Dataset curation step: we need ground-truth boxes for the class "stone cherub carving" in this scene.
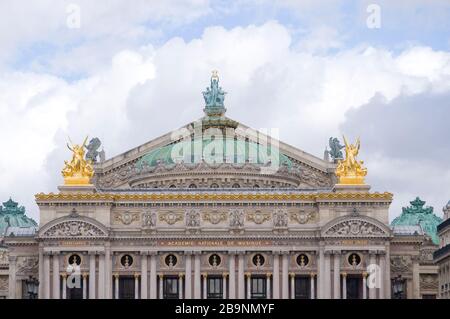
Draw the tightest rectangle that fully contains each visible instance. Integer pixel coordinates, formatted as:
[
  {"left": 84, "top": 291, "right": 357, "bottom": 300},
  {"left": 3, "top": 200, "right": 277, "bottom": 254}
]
[
  {"left": 62, "top": 136, "right": 94, "bottom": 185},
  {"left": 335, "top": 136, "right": 367, "bottom": 185},
  {"left": 229, "top": 209, "right": 244, "bottom": 227},
  {"left": 186, "top": 209, "right": 201, "bottom": 227},
  {"left": 143, "top": 211, "right": 157, "bottom": 227},
  {"left": 273, "top": 208, "right": 288, "bottom": 227}
]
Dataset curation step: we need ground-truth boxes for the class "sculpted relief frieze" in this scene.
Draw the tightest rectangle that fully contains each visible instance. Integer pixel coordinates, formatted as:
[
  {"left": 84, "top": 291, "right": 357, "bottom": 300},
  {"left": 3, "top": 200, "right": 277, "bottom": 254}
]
[
  {"left": 229, "top": 209, "right": 245, "bottom": 228},
  {"left": 142, "top": 211, "right": 157, "bottom": 227},
  {"left": 290, "top": 210, "right": 316, "bottom": 224},
  {"left": 0, "top": 250, "right": 8, "bottom": 264},
  {"left": 420, "top": 274, "right": 438, "bottom": 290},
  {"left": 390, "top": 256, "right": 412, "bottom": 273},
  {"left": 186, "top": 209, "right": 201, "bottom": 227},
  {"left": 273, "top": 209, "right": 288, "bottom": 228},
  {"left": 0, "top": 276, "right": 8, "bottom": 291},
  {"left": 324, "top": 219, "right": 386, "bottom": 237},
  {"left": 159, "top": 211, "right": 183, "bottom": 225},
  {"left": 114, "top": 211, "right": 140, "bottom": 225},
  {"left": 17, "top": 257, "right": 39, "bottom": 274},
  {"left": 247, "top": 211, "right": 271, "bottom": 224},
  {"left": 203, "top": 211, "right": 227, "bottom": 225},
  {"left": 42, "top": 220, "right": 107, "bottom": 238}
]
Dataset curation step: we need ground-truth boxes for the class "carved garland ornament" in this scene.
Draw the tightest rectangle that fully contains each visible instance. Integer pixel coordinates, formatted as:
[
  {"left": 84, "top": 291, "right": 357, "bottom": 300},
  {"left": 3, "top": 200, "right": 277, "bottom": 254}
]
[
  {"left": 247, "top": 211, "right": 271, "bottom": 224},
  {"left": 324, "top": 219, "right": 386, "bottom": 237},
  {"left": 290, "top": 211, "right": 316, "bottom": 224},
  {"left": 159, "top": 212, "right": 183, "bottom": 225},
  {"left": 114, "top": 212, "right": 140, "bottom": 225},
  {"left": 203, "top": 211, "right": 227, "bottom": 224},
  {"left": 42, "top": 220, "right": 107, "bottom": 238}
]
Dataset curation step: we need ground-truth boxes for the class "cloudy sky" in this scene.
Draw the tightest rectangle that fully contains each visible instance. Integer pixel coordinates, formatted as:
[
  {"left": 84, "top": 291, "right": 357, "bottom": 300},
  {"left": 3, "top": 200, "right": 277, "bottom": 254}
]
[{"left": 0, "top": 0, "right": 449, "bottom": 222}]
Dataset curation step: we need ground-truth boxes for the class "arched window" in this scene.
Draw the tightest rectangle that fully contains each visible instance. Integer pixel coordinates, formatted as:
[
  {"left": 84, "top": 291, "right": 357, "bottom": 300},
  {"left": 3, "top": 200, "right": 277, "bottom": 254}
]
[
  {"left": 210, "top": 183, "right": 219, "bottom": 188},
  {"left": 188, "top": 184, "right": 197, "bottom": 189},
  {"left": 232, "top": 183, "right": 240, "bottom": 188}
]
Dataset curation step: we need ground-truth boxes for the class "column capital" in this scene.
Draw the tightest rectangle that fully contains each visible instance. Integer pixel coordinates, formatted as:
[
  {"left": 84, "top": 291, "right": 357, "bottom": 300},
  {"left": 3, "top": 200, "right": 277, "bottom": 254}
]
[
  {"left": 271, "top": 250, "right": 281, "bottom": 255},
  {"left": 324, "top": 250, "right": 333, "bottom": 256},
  {"left": 140, "top": 251, "right": 149, "bottom": 256},
  {"left": 60, "top": 273, "right": 68, "bottom": 279},
  {"left": 148, "top": 251, "right": 158, "bottom": 256},
  {"left": 245, "top": 272, "right": 251, "bottom": 278},
  {"left": 309, "top": 272, "right": 316, "bottom": 278},
  {"left": 158, "top": 273, "right": 164, "bottom": 279},
  {"left": 362, "top": 272, "right": 368, "bottom": 278},
  {"left": 332, "top": 250, "right": 342, "bottom": 255},
  {"left": 178, "top": 272, "right": 184, "bottom": 278},
  {"left": 368, "top": 250, "right": 378, "bottom": 257},
  {"left": 134, "top": 272, "right": 140, "bottom": 278},
  {"left": 266, "top": 272, "right": 272, "bottom": 278},
  {"left": 113, "top": 272, "right": 120, "bottom": 278},
  {"left": 184, "top": 250, "right": 193, "bottom": 255},
  {"left": 88, "top": 251, "right": 97, "bottom": 256},
  {"left": 222, "top": 272, "right": 228, "bottom": 278},
  {"left": 289, "top": 272, "right": 296, "bottom": 278},
  {"left": 202, "top": 272, "right": 208, "bottom": 278},
  {"left": 227, "top": 250, "right": 238, "bottom": 255},
  {"left": 341, "top": 272, "right": 347, "bottom": 277},
  {"left": 82, "top": 272, "right": 89, "bottom": 279}
]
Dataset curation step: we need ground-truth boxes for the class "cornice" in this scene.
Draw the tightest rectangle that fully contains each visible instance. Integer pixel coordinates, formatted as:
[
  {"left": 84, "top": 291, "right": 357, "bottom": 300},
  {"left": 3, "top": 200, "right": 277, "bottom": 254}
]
[{"left": 35, "top": 191, "right": 393, "bottom": 203}]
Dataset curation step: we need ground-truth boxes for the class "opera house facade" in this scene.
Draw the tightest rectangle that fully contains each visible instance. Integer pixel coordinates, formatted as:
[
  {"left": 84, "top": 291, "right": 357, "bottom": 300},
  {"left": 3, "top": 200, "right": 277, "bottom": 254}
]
[{"left": 0, "top": 72, "right": 442, "bottom": 299}]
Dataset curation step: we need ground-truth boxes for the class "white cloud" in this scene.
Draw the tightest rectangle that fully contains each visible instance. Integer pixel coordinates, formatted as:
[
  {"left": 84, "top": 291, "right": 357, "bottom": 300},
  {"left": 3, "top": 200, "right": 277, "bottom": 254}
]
[{"left": 1, "top": 21, "right": 450, "bottom": 223}]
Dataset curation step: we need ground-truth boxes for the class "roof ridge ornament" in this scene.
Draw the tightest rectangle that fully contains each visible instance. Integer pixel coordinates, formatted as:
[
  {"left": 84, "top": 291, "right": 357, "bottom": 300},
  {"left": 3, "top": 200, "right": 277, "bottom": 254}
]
[{"left": 202, "top": 70, "right": 227, "bottom": 117}]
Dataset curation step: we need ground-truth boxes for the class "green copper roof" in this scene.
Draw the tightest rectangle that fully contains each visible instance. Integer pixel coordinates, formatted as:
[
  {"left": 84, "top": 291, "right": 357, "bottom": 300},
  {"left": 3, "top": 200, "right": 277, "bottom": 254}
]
[
  {"left": 136, "top": 137, "right": 292, "bottom": 170},
  {"left": 391, "top": 197, "right": 443, "bottom": 244},
  {"left": 0, "top": 198, "right": 38, "bottom": 235}
]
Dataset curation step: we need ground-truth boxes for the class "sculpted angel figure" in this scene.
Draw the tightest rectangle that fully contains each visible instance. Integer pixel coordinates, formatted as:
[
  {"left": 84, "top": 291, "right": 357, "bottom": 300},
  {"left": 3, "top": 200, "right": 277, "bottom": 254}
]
[
  {"left": 62, "top": 136, "right": 94, "bottom": 184},
  {"left": 335, "top": 136, "right": 367, "bottom": 184}
]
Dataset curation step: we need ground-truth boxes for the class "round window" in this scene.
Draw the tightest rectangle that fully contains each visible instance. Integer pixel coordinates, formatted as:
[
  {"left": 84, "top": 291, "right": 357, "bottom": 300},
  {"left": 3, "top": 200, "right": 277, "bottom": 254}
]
[
  {"left": 208, "top": 254, "right": 221, "bottom": 267},
  {"left": 68, "top": 254, "right": 81, "bottom": 266},
  {"left": 252, "top": 254, "right": 265, "bottom": 267},
  {"left": 348, "top": 253, "right": 361, "bottom": 266},
  {"left": 120, "top": 254, "right": 134, "bottom": 268},
  {"left": 165, "top": 254, "right": 178, "bottom": 267},
  {"left": 296, "top": 254, "right": 309, "bottom": 267}
]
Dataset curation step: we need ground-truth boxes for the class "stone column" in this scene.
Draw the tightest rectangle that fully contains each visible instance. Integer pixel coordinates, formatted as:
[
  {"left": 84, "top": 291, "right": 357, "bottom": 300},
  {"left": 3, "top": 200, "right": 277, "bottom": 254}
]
[
  {"left": 281, "top": 253, "right": 289, "bottom": 299},
  {"left": 333, "top": 251, "right": 341, "bottom": 299},
  {"left": 8, "top": 256, "right": 17, "bottom": 299},
  {"left": 223, "top": 273, "right": 228, "bottom": 299},
  {"left": 134, "top": 273, "right": 140, "bottom": 299},
  {"left": 369, "top": 253, "right": 377, "bottom": 299},
  {"left": 412, "top": 259, "right": 420, "bottom": 299},
  {"left": 98, "top": 252, "right": 105, "bottom": 299},
  {"left": 310, "top": 273, "right": 315, "bottom": 299},
  {"left": 185, "top": 252, "right": 192, "bottom": 299},
  {"left": 43, "top": 253, "right": 50, "bottom": 299},
  {"left": 89, "top": 252, "right": 96, "bottom": 299},
  {"left": 52, "top": 254, "right": 60, "bottom": 299},
  {"left": 105, "top": 247, "right": 112, "bottom": 299},
  {"left": 272, "top": 252, "right": 280, "bottom": 299},
  {"left": 179, "top": 273, "right": 184, "bottom": 299},
  {"left": 384, "top": 245, "right": 391, "bottom": 299},
  {"left": 238, "top": 253, "right": 245, "bottom": 299},
  {"left": 149, "top": 253, "right": 157, "bottom": 299},
  {"left": 114, "top": 273, "right": 119, "bottom": 299},
  {"left": 202, "top": 273, "right": 208, "bottom": 299},
  {"left": 61, "top": 274, "right": 67, "bottom": 299},
  {"left": 266, "top": 273, "right": 272, "bottom": 299},
  {"left": 194, "top": 253, "right": 201, "bottom": 299},
  {"left": 342, "top": 273, "right": 347, "bottom": 299},
  {"left": 158, "top": 273, "right": 164, "bottom": 299},
  {"left": 246, "top": 272, "right": 251, "bottom": 299},
  {"left": 362, "top": 272, "right": 367, "bottom": 299},
  {"left": 379, "top": 253, "right": 385, "bottom": 299},
  {"left": 324, "top": 251, "right": 331, "bottom": 299},
  {"left": 228, "top": 252, "right": 236, "bottom": 299},
  {"left": 38, "top": 248, "right": 44, "bottom": 299},
  {"left": 82, "top": 273, "right": 88, "bottom": 299},
  {"left": 140, "top": 252, "right": 148, "bottom": 299},
  {"left": 290, "top": 273, "right": 295, "bottom": 299},
  {"left": 318, "top": 246, "right": 324, "bottom": 299}
]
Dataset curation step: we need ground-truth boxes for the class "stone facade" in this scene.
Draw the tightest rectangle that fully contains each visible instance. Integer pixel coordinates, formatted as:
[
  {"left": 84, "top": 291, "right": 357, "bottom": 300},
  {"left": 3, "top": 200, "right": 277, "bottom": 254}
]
[{"left": 435, "top": 202, "right": 450, "bottom": 298}]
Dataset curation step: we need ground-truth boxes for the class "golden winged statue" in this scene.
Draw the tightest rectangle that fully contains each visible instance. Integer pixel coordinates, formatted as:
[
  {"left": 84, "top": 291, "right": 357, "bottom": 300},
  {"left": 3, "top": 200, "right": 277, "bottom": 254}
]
[
  {"left": 335, "top": 136, "right": 367, "bottom": 185},
  {"left": 62, "top": 136, "right": 94, "bottom": 185}
]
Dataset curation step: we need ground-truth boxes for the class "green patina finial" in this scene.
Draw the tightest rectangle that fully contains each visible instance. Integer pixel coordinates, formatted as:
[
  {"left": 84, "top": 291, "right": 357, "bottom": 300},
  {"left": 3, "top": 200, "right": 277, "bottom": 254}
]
[
  {"left": 392, "top": 196, "right": 443, "bottom": 244},
  {"left": 0, "top": 198, "right": 37, "bottom": 234}
]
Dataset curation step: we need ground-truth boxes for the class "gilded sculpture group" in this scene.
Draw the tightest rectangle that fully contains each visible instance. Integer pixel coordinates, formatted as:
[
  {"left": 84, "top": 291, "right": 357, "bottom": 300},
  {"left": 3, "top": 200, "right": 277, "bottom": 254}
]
[{"left": 61, "top": 135, "right": 368, "bottom": 186}]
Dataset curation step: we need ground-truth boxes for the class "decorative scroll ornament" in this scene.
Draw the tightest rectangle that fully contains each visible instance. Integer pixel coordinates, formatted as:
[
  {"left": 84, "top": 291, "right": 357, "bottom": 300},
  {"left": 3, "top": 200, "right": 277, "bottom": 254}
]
[
  {"left": 186, "top": 209, "right": 201, "bottom": 227},
  {"left": 203, "top": 211, "right": 227, "bottom": 225},
  {"left": 324, "top": 219, "right": 385, "bottom": 237},
  {"left": 247, "top": 211, "right": 271, "bottom": 224},
  {"left": 142, "top": 211, "right": 157, "bottom": 227},
  {"left": 159, "top": 212, "right": 183, "bottom": 225},
  {"left": 61, "top": 136, "right": 94, "bottom": 185},
  {"left": 43, "top": 220, "right": 106, "bottom": 238},
  {"left": 229, "top": 209, "right": 244, "bottom": 228},
  {"left": 290, "top": 211, "right": 316, "bottom": 224},
  {"left": 114, "top": 212, "right": 139, "bottom": 225},
  {"left": 335, "top": 136, "right": 367, "bottom": 185},
  {"left": 273, "top": 208, "right": 288, "bottom": 227}
]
